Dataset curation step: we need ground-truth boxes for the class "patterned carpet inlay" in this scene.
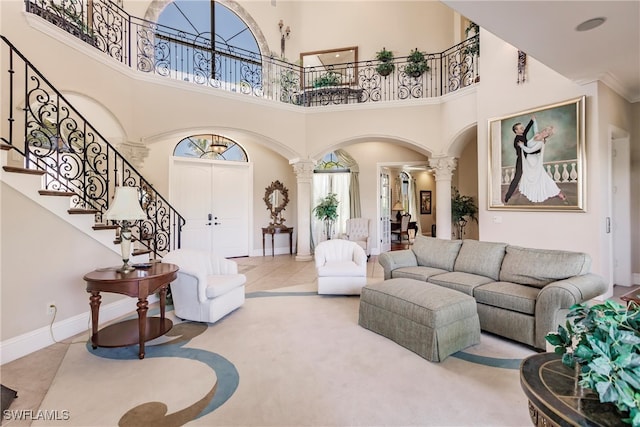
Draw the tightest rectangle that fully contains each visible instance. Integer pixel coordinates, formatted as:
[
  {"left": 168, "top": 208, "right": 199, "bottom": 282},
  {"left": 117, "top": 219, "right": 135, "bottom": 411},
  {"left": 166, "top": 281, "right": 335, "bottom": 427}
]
[
  {"left": 45, "top": 290, "right": 533, "bottom": 426},
  {"left": 87, "top": 322, "right": 238, "bottom": 426}
]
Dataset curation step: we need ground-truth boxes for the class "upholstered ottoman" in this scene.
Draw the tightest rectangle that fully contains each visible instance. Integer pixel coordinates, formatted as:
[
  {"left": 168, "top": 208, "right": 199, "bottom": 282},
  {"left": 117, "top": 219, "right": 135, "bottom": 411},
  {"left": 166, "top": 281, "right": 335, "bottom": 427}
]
[{"left": 358, "top": 278, "right": 480, "bottom": 362}]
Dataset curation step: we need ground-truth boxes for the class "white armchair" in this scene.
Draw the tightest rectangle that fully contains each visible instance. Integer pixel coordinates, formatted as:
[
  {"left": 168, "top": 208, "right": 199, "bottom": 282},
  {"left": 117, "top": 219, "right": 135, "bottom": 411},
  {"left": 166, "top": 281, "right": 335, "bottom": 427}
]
[
  {"left": 345, "top": 218, "right": 371, "bottom": 256},
  {"left": 315, "top": 239, "right": 367, "bottom": 295},
  {"left": 162, "top": 249, "right": 246, "bottom": 323}
]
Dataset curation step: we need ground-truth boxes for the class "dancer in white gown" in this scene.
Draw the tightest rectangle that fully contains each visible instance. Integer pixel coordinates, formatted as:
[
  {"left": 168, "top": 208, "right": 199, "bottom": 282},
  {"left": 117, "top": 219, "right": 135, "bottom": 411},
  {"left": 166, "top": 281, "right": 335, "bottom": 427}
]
[{"left": 518, "top": 118, "right": 567, "bottom": 203}]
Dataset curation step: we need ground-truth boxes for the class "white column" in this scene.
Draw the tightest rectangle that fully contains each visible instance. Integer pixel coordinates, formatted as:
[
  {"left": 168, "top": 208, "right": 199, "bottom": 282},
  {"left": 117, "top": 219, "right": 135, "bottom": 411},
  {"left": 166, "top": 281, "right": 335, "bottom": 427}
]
[
  {"left": 429, "top": 156, "right": 457, "bottom": 240},
  {"left": 291, "top": 159, "right": 315, "bottom": 261}
]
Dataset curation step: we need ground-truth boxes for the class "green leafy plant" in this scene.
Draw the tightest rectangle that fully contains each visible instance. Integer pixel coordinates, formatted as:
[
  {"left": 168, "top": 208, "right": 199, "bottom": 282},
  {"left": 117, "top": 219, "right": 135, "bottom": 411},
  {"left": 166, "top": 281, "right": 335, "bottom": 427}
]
[
  {"left": 463, "top": 21, "right": 480, "bottom": 57},
  {"left": 375, "top": 48, "right": 395, "bottom": 77},
  {"left": 313, "top": 193, "right": 339, "bottom": 239},
  {"left": 313, "top": 72, "right": 341, "bottom": 88},
  {"left": 405, "top": 48, "right": 429, "bottom": 78},
  {"left": 451, "top": 187, "right": 477, "bottom": 239},
  {"left": 313, "top": 193, "right": 339, "bottom": 222},
  {"left": 546, "top": 301, "right": 640, "bottom": 425}
]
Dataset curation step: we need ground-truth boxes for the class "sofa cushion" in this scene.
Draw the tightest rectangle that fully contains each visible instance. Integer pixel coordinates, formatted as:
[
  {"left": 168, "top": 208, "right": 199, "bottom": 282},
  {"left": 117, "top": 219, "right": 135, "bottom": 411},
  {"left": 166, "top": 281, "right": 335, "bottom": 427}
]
[
  {"left": 427, "top": 271, "right": 493, "bottom": 296},
  {"left": 453, "top": 240, "right": 507, "bottom": 281},
  {"left": 412, "top": 236, "right": 462, "bottom": 271},
  {"left": 474, "top": 281, "right": 539, "bottom": 315},
  {"left": 500, "top": 246, "right": 592, "bottom": 288},
  {"left": 392, "top": 266, "right": 448, "bottom": 282}
]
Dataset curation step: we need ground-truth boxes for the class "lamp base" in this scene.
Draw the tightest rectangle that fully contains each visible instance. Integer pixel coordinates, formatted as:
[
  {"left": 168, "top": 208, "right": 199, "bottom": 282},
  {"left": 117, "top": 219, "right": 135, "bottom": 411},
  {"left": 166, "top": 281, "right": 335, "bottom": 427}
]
[{"left": 115, "top": 261, "right": 135, "bottom": 273}]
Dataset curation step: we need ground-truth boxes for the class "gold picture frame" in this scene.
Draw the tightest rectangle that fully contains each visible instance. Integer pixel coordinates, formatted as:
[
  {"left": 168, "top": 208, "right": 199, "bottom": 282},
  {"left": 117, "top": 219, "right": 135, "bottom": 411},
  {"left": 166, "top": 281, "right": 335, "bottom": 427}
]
[{"left": 488, "top": 96, "right": 586, "bottom": 211}]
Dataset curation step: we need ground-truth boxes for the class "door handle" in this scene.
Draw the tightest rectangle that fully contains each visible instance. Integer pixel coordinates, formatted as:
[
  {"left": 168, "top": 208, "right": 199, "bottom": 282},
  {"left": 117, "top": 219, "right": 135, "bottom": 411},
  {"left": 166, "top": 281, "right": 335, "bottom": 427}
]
[{"left": 214, "top": 221, "right": 221, "bottom": 225}]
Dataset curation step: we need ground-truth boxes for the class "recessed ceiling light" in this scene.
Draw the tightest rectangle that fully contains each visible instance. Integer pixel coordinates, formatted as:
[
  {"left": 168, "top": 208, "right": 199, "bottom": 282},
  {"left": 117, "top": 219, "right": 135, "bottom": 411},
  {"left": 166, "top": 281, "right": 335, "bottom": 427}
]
[{"left": 576, "top": 17, "right": 606, "bottom": 32}]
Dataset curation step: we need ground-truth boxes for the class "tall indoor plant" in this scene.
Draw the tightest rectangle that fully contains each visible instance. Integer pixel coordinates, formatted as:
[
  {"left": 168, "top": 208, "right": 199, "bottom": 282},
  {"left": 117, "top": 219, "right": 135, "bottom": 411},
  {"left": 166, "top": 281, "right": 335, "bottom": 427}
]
[
  {"left": 451, "top": 187, "right": 477, "bottom": 239},
  {"left": 546, "top": 300, "right": 640, "bottom": 426},
  {"left": 313, "top": 193, "right": 339, "bottom": 239}
]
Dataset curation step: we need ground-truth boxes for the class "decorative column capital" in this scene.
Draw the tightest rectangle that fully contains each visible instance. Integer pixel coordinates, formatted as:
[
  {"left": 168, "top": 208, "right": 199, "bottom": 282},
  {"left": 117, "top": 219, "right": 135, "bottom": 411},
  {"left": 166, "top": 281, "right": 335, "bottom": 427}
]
[
  {"left": 290, "top": 158, "right": 315, "bottom": 182},
  {"left": 429, "top": 156, "right": 457, "bottom": 181},
  {"left": 117, "top": 141, "right": 149, "bottom": 169}
]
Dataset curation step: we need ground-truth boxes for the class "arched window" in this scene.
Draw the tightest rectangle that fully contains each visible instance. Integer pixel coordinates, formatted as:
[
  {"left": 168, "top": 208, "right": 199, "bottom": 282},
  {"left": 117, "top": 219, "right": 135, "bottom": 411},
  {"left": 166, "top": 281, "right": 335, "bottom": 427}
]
[
  {"left": 156, "top": 1, "right": 261, "bottom": 90},
  {"left": 173, "top": 134, "right": 248, "bottom": 161}
]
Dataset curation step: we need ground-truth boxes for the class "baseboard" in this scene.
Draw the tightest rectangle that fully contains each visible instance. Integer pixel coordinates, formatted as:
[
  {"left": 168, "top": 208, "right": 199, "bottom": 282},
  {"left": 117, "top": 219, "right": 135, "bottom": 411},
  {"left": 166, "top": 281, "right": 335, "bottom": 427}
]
[
  {"left": 634, "top": 273, "right": 640, "bottom": 285},
  {"left": 0, "top": 295, "right": 158, "bottom": 365}
]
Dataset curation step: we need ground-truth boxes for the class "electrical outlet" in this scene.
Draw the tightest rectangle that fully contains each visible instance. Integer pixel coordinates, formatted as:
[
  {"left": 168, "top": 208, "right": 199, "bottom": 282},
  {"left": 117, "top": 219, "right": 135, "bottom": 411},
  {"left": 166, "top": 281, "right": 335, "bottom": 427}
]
[{"left": 46, "top": 302, "right": 56, "bottom": 316}]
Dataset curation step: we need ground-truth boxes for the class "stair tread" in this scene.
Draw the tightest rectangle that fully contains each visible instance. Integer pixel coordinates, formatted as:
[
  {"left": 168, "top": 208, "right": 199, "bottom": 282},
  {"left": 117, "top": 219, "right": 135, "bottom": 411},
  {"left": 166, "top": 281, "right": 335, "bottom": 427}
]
[
  {"left": 93, "top": 224, "right": 118, "bottom": 230},
  {"left": 38, "top": 190, "right": 76, "bottom": 197},
  {"left": 68, "top": 208, "right": 99, "bottom": 214},
  {"left": 1, "top": 144, "right": 13, "bottom": 151},
  {"left": 3, "top": 166, "right": 45, "bottom": 175},
  {"left": 132, "top": 249, "right": 152, "bottom": 256}
]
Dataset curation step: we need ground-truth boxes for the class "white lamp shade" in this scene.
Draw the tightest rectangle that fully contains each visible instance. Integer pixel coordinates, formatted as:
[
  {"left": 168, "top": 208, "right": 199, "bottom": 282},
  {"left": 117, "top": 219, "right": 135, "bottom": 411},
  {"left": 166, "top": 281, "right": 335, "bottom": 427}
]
[
  {"left": 105, "top": 186, "right": 146, "bottom": 221},
  {"left": 392, "top": 201, "right": 403, "bottom": 211}
]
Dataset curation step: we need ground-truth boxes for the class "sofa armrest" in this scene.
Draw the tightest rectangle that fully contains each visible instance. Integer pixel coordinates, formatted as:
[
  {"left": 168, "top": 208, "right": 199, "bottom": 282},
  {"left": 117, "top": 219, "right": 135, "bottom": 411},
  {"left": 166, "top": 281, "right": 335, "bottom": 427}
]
[
  {"left": 378, "top": 250, "right": 417, "bottom": 280},
  {"left": 534, "top": 273, "right": 607, "bottom": 349}
]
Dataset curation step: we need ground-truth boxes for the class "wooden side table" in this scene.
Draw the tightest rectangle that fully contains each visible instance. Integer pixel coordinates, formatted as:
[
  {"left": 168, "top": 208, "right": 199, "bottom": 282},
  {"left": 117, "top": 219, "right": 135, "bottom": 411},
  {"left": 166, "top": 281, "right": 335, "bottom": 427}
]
[
  {"left": 262, "top": 226, "right": 294, "bottom": 257},
  {"left": 84, "top": 262, "right": 178, "bottom": 359},
  {"left": 520, "top": 352, "right": 625, "bottom": 426}
]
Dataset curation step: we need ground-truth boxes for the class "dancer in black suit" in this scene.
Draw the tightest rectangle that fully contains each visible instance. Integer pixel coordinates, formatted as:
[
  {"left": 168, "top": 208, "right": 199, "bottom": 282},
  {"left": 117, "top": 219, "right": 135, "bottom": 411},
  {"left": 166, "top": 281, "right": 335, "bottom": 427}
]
[{"left": 504, "top": 117, "right": 534, "bottom": 203}]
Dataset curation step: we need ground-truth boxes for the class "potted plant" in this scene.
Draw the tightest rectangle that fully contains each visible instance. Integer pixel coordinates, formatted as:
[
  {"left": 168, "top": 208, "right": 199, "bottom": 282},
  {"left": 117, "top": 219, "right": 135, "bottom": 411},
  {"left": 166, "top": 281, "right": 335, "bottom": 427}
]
[
  {"left": 313, "top": 192, "right": 339, "bottom": 239},
  {"left": 546, "top": 300, "right": 640, "bottom": 425},
  {"left": 463, "top": 21, "right": 480, "bottom": 57},
  {"left": 313, "top": 72, "right": 341, "bottom": 88},
  {"left": 375, "top": 47, "right": 395, "bottom": 77},
  {"left": 451, "top": 187, "right": 477, "bottom": 239},
  {"left": 405, "top": 48, "right": 429, "bottom": 78}
]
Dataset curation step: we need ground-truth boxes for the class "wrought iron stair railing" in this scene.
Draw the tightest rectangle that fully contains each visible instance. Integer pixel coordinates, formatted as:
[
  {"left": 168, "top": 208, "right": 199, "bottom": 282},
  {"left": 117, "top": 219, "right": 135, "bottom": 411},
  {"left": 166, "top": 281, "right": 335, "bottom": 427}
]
[
  {"left": 24, "top": 0, "right": 479, "bottom": 106},
  {"left": 0, "top": 35, "right": 184, "bottom": 259}
]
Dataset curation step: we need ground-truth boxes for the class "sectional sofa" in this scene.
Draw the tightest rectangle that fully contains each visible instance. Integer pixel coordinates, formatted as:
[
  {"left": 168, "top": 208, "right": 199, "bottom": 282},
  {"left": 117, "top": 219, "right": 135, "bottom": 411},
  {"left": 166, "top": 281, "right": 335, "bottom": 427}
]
[{"left": 378, "top": 236, "right": 607, "bottom": 350}]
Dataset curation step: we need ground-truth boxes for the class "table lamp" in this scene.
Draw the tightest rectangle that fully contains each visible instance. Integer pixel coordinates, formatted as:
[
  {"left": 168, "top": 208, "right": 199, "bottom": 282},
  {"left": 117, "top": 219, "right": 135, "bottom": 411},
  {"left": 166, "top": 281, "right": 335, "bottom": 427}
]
[
  {"left": 105, "top": 186, "right": 146, "bottom": 272},
  {"left": 392, "top": 201, "right": 404, "bottom": 221}
]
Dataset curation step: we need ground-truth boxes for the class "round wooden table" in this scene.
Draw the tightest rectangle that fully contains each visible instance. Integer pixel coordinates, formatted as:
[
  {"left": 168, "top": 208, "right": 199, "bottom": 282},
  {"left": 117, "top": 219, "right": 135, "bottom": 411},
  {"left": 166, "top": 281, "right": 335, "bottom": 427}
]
[
  {"left": 84, "top": 262, "right": 178, "bottom": 359},
  {"left": 520, "top": 352, "right": 625, "bottom": 426}
]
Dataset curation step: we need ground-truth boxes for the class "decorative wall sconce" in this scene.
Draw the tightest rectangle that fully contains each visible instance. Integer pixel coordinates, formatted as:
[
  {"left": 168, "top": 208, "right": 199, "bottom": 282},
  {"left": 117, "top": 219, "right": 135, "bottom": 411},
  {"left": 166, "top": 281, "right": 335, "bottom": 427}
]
[
  {"left": 278, "top": 19, "right": 290, "bottom": 58},
  {"left": 517, "top": 50, "right": 527, "bottom": 84}
]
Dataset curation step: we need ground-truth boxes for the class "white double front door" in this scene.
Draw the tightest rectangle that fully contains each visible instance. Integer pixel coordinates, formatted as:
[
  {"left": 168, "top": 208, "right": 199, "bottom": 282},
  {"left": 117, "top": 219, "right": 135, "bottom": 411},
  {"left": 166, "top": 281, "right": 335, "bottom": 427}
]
[{"left": 170, "top": 158, "right": 251, "bottom": 257}]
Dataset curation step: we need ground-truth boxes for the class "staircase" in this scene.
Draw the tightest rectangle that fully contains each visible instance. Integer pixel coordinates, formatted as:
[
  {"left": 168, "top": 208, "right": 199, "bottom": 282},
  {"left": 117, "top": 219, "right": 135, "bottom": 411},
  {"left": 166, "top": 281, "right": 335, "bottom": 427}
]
[
  {"left": 1, "top": 144, "right": 151, "bottom": 263},
  {"left": 0, "top": 36, "right": 184, "bottom": 261}
]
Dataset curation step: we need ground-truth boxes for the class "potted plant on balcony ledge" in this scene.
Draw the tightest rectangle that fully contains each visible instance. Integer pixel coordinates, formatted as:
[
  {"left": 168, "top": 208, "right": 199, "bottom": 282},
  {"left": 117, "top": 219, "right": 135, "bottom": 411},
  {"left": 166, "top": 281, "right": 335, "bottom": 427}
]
[
  {"left": 313, "top": 72, "right": 341, "bottom": 88},
  {"left": 375, "top": 47, "right": 395, "bottom": 77},
  {"left": 405, "top": 48, "right": 429, "bottom": 78}
]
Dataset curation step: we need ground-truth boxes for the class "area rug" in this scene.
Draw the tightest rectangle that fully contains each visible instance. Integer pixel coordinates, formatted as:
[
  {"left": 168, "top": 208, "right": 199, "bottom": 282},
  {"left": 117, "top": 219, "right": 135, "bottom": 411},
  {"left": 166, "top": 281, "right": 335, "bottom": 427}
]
[{"left": 34, "top": 286, "right": 536, "bottom": 426}]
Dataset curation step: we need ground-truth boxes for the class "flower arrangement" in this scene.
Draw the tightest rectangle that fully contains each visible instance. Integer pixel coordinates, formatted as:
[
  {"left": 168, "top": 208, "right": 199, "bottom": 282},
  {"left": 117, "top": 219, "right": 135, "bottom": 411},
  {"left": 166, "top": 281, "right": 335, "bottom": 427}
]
[{"left": 546, "top": 300, "right": 640, "bottom": 425}]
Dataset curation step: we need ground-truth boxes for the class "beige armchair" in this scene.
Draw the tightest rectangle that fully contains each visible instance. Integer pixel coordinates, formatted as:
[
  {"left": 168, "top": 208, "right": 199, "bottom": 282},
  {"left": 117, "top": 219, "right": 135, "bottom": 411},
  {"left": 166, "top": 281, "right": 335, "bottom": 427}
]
[
  {"left": 344, "top": 218, "right": 371, "bottom": 256},
  {"left": 162, "top": 249, "right": 246, "bottom": 323}
]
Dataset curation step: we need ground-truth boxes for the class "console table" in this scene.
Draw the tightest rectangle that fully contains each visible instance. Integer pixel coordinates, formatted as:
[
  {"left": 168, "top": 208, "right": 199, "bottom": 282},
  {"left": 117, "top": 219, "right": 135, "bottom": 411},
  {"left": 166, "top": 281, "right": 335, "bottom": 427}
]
[
  {"left": 262, "top": 226, "right": 294, "bottom": 256},
  {"left": 84, "top": 262, "right": 178, "bottom": 359},
  {"left": 520, "top": 352, "right": 625, "bottom": 426}
]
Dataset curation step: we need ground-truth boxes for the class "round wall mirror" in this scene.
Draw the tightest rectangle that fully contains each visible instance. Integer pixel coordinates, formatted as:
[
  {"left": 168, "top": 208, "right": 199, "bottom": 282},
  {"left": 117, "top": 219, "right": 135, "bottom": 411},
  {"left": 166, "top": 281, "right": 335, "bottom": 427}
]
[{"left": 264, "top": 181, "right": 289, "bottom": 227}]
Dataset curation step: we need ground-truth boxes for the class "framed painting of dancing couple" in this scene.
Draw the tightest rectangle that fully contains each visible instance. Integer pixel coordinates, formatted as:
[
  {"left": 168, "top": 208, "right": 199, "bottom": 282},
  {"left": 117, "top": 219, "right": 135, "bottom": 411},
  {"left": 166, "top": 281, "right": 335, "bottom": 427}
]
[{"left": 488, "top": 96, "right": 586, "bottom": 211}]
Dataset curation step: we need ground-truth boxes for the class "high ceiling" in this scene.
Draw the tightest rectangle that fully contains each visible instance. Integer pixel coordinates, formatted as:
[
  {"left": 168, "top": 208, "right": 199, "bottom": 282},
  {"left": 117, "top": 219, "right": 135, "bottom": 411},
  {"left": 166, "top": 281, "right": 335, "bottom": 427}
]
[{"left": 442, "top": 1, "right": 640, "bottom": 103}]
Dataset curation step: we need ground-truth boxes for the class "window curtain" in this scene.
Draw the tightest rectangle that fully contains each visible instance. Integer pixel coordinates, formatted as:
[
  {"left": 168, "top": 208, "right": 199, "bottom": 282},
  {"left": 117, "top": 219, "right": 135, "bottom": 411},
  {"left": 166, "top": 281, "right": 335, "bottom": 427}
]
[
  {"left": 334, "top": 149, "right": 361, "bottom": 218},
  {"left": 311, "top": 173, "right": 351, "bottom": 249}
]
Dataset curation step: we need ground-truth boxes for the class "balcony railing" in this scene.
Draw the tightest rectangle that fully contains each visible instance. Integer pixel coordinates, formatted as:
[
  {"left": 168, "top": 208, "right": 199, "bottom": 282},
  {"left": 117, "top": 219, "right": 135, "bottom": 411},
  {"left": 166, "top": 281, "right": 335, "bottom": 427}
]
[
  {"left": 25, "top": 0, "right": 479, "bottom": 107},
  {"left": 1, "top": 35, "right": 185, "bottom": 259}
]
